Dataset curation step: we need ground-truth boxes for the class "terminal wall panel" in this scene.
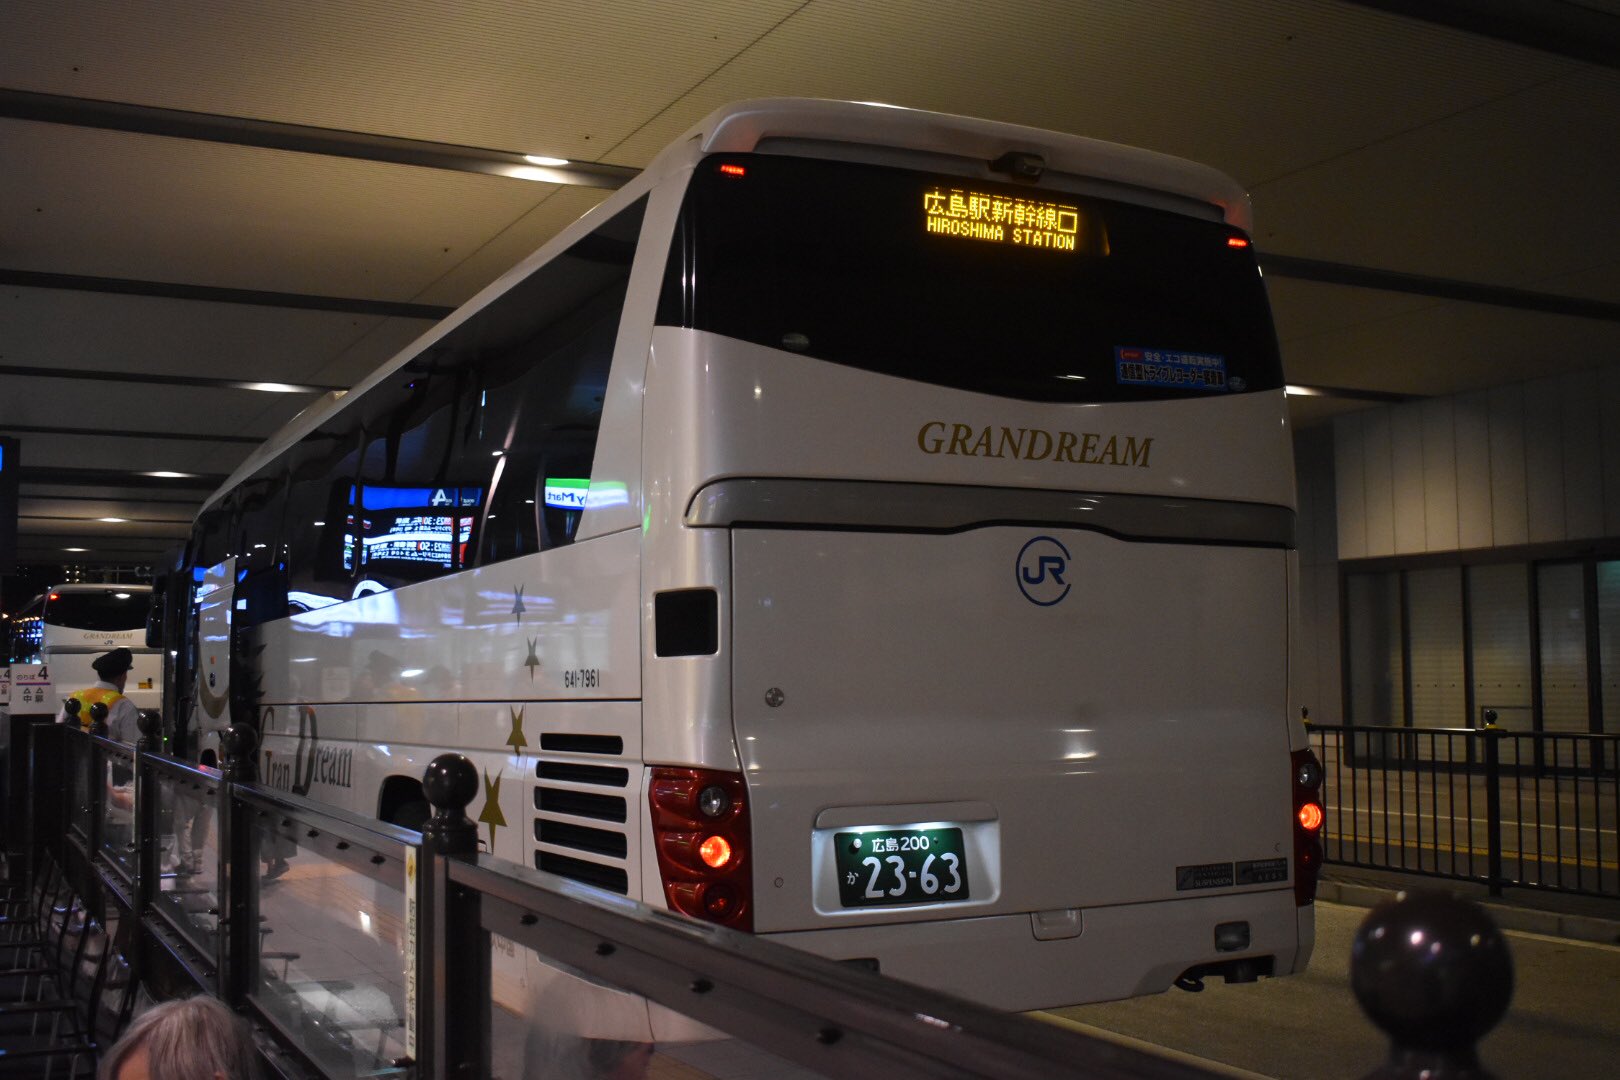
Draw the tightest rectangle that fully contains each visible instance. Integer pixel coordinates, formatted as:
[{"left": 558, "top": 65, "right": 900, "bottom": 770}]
[
  {"left": 1391, "top": 402, "right": 1426, "bottom": 555},
  {"left": 1334, "top": 414, "right": 1367, "bottom": 560},
  {"left": 1604, "top": 365, "right": 1620, "bottom": 538},
  {"left": 1560, "top": 369, "right": 1603, "bottom": 542},
  {"left": 1523, "top": 376, "right": 1566, "bottom": 544},
  {"left": 1361, "top": 409, "right": 1396, "bottom": 558},
  {"left": 1487, "top": 384, "right": 1530, "bottom": 548},
  {"left": 1454, "top": 389, "right": 1494, "bottom": 550},
  {"left": 1420, "top": 397, "right": 1459, "bottom": 553}
]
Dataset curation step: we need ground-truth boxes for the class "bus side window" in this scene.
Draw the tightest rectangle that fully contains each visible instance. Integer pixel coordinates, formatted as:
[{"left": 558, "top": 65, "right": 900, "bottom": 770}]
[
  {"left": 470, "top": 196, "right": 647, "bottom": 566},
  {"left": 283, "top": 426, "right": 362, "bottom": 610}
]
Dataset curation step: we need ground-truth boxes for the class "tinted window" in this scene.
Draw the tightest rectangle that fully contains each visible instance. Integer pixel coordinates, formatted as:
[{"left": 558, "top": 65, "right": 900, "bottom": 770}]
[
  {"left": 659, "top": 155, "right": 1282, "bottom": 403},
  {"left": 44, "top": 590, "right": 152, "bottom": 632},
  {"left": 217, "top": 194, "right": 647, "bottom": 607}
]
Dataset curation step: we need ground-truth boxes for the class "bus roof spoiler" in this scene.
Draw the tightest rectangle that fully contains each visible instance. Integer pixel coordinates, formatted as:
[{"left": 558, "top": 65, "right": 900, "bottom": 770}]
[{"left": 673, "top": 98, "right": 1253, "bottom": 232}]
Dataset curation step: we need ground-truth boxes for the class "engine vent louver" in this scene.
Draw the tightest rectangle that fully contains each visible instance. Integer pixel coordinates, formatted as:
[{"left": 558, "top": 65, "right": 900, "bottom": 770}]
[{"left": 534, "top": 732, "right": 633, "bottom": 896}]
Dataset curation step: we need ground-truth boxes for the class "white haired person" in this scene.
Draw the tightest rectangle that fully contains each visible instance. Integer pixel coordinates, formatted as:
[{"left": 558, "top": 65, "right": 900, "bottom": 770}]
[{"left": 99, "top": 995, "right": 262, "bottom": 1080}]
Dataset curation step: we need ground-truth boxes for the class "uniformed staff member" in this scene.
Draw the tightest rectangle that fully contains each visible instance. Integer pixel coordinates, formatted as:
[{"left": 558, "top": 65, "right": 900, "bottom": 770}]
[{"left": 58, "top": 646, "right": 141, "bottom": 745}]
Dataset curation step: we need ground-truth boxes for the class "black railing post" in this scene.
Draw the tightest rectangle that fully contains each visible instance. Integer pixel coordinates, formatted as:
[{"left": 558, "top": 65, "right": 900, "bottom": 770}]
[
  {"left": 418, "top": 753, "right": 484, "bottom": 1079},
  {"left": 134, "top": 710, "right": 162, "bottom": 918},
  {"left": 1480, "top": 717, "right": 1505, "bottom": 897},
  {"left": 1351, "top": 891, "right": 1513, "bottom": 1079},
  {"left": 218, "top": 723, "right": 258, "bottom": 1005}
]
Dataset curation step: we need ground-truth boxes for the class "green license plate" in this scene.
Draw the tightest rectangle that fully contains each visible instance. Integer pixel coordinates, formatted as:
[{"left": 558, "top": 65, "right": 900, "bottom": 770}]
[{"left": 834, "top": 827, "right": 970, "bottom": 908}]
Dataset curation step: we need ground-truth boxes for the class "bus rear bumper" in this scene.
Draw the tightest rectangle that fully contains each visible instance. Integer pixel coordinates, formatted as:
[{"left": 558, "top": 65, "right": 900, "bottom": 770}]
[{"left": 765, "top": 888, "right": 1311, "bottom": 1011}]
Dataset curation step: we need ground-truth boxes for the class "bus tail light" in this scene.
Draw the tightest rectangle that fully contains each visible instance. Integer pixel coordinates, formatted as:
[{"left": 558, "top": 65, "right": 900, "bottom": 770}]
[
  {"left": 1292, "top": 749, "right": 1324, "bottom": 905},
  {"left": 649, "top": 767, "right": 752, "bottom": 931}
]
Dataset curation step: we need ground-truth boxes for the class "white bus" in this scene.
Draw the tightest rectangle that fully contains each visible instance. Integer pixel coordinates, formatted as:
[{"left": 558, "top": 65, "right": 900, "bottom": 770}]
[
  {"left": 173, "top": 99, "right": 1322, "bottom": 1010},
  {"left": 2, "top": 584, "right": 161, "bottom": 719}
]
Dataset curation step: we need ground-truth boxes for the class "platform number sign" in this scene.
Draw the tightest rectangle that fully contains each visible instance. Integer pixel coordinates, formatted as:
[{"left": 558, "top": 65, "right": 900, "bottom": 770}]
[{"left": 0, "top": 436, "right": 17, "bottom": 572}]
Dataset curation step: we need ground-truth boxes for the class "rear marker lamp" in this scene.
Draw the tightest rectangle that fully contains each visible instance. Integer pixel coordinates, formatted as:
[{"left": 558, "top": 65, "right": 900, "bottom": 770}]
[
  {"left": 1291, "top": 748, "right": 1325, "bottom": 906},
  {"left": 650, "top": 767, "right": 752, "bottom": 930},
  {"left": 718, "top": 163, "right": 747, "bottom": 178},
  {"left": 699, "top": 835, "right": 732, "bottom": 869}
]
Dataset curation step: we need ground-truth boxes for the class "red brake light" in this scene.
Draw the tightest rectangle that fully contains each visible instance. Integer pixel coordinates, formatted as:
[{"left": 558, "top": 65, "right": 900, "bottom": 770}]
[
  {"left": 48, "top": 593, "right": 60, "bottom": 601},
  {"left": 1291, "top": 748, "right": 1325, "bottom": 905},
  {"left": 650, "top": 768, "right": 752, "bottom": 930},
  {"left": 718, "top": 163, "right": 747, "bottom": 178},
  {"left": 1227, "top": 236, "right": 1251, "bottom": 248}
]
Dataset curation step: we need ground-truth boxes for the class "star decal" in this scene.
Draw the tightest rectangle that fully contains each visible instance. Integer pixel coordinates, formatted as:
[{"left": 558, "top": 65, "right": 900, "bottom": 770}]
[
  {"left": 505, "top": 706, "right": 528, "bottom": 753},
  {"left": 524, "top": 637, "right": 541, "bottom": 681},
  {"left": 512, "top": 584, "right": 526, "bottom": 623},
  {"left": 477, "top": 768, "right": 507, "bottom": 850}
]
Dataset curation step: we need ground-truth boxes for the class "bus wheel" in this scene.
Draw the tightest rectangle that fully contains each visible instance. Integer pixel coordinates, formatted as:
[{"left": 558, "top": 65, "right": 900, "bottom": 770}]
[{"left": 390, "top": 799, "right": 431, "bottom": 833}]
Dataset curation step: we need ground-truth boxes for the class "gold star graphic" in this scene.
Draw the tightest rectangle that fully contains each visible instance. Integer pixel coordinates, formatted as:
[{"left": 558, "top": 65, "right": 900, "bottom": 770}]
[
  {"left": 505, "top": 706, "right": 528, "bottom": 753},
  {"left": 477, "top": 769, "right": 507, "bottom": 850}
]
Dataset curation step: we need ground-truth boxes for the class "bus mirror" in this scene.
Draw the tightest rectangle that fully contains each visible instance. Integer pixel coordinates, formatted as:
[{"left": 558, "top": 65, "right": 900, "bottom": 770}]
[{"left": 145, "top": 604, "right": 165, "bottom": 649}]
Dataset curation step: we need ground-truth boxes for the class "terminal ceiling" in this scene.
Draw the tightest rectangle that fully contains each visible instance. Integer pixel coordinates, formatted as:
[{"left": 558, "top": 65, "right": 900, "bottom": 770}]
[{"left": 2, "top": 0, "right": 1619, "bottom": 571}]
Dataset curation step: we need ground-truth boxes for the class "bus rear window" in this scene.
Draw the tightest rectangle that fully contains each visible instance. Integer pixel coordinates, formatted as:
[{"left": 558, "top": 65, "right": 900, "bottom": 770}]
[
  {"left": 658, "top": 154, "right": 1283, "bottom": 403},
  {"left": 44, "top": 590, "right": 151, "bottom": 632}
]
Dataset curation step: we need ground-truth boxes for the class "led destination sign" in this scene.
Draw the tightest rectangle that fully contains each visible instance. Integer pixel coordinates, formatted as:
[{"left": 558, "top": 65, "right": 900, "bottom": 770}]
[{"left": 923, "top": 187, "right": 1094, "bottom": 252}]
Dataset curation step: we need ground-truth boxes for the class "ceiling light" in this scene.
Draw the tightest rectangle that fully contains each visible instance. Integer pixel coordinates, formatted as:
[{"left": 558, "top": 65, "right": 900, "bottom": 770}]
[
  {"left": 98, "top": 516, "right": 128, "bottom": 523},
  {"left": 143, "top": 470, "right": 196, "bottom": 478},
  {"left": 64, "top": 547, "right": 88, "bottom": 552},
  {"left": 237, "top": 381, "right": 312, "bottom": 393},
  {"left": 1285, "top": 385, "right": 1324, "bottom": 397},
  {"left": 523, "top": 155, "right": 569, "bottom": 167}
]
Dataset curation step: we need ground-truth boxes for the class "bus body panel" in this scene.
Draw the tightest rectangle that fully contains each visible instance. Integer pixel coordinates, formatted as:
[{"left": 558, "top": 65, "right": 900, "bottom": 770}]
[
  {"left": 258, "top": 530, "right": 642, "bottom": 712},
  {"left": 641, "top": 330, "right": 1296, "bottom": 514},
  {"left": 251, "top": 535, "right": 645, "bottom": 890},
  {"left": 730, "top": 527, "right": 1293, "bottom": 929},
  {"left": 771, "top": 888, "right": 1304, "bottom": 1011}
]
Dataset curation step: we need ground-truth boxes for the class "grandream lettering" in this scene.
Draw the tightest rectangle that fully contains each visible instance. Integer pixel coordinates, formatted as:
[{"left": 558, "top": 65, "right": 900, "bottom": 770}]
[{"left": 917, "top": 421, "right": 1152, "bottom": 469}]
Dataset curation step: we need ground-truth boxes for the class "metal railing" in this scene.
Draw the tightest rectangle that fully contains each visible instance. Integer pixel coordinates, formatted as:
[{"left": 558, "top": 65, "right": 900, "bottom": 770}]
[
  {"left": 1308, "top": 720, "right": 1620, "bottom": 898},
  {"left": 10, "top": 711, "right": 1522, "bottom": 1079}
]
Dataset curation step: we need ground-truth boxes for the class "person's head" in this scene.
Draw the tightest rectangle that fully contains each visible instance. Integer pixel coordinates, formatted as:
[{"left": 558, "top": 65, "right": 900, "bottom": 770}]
[
  {"left": 99, "top": 995, "right": 261, "bottom": 1080},
  {"left": 93, "top": 647, "right": 134, "bottom": 689}
]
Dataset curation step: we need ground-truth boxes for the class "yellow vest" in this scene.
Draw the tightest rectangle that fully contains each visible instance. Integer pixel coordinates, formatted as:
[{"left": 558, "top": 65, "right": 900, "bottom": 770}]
[{"left": 70, "top": 686, "right": 124, "bottom": 731}]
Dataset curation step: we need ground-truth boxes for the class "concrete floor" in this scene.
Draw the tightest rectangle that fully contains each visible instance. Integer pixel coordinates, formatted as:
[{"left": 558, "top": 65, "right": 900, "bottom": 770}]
[{"left": 1045, "top": 901, "right": 1620, "bottom": 1079}]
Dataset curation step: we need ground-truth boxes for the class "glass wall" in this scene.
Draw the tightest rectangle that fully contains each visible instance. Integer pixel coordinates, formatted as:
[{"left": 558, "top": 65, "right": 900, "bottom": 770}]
[{"left": 1344, "top": 555, "right": 1617, "bottom": 733}]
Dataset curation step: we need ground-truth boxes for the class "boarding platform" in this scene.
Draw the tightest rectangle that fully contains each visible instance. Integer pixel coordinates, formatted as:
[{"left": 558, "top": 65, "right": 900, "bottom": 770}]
[{"left": 2, "top": 713, "right": 1517, "bottom": 1079}]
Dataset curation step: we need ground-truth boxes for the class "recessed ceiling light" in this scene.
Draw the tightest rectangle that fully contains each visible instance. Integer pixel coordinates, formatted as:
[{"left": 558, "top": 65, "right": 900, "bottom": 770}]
[
  {"left": 237, "top": 381, "right": 310, "bottom": 393},
  {"left": 98, "top": 517, "right": 128, "bottom": 523},
  {"left": 523, "top": 155, "right": 569, "bottom": 167},
  {"left": 64, "top": 547, "right": 88, "bottom": 552},
  {"left": 143, "top": 471, "right": 195, "bottom": 478}
]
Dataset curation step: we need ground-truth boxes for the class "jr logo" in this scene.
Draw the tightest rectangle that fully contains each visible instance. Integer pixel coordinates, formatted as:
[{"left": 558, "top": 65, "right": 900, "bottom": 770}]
[{"left": 1016, "top": 536, "right": 1072, "bottom": 607}]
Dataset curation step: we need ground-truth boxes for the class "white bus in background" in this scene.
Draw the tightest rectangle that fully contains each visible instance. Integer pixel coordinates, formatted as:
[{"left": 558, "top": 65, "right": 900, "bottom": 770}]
[
  {"left": 3, "top": 584, "right": 160, "bottom": 719},
  {"left": 173, "top": 98, "right": 1322, "bottom": 1013}
]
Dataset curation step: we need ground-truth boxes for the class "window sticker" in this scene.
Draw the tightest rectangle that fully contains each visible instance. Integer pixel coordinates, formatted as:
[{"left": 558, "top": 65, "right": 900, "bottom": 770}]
[{"left": 1115, "top": 347, "right": 1230, "bottom": 391}]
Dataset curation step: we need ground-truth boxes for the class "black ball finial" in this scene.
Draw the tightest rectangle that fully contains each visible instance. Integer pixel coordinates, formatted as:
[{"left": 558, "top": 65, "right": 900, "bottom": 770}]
[
  {"left": 1352, "top": 891, "right": 1513, "bottom": 1078},
  {"left": 219, "top": 723, "right": 259, "bottom": 781},
  {"left": 420, "top": 754, "right": 480, "bottom": 857},
  {"left": 64, "top": 698, "right": 82, "bottom": 718},
  {"left": 89, "top": 701, "right": 109, "bottom": 723},
  {"left": 137, "top": 709, "right": 161, "bottom": 738},
  {"left": 422, "top": 753, "right": 478, "bottom": 812}
]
